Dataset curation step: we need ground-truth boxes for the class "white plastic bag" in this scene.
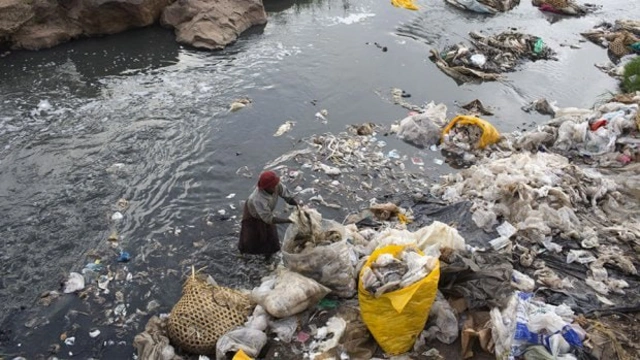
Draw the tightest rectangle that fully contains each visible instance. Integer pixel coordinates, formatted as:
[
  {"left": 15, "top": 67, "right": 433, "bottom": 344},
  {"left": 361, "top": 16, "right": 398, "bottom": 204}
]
[
  {"left": 423, "top": 292, "right": 459, "bottom": 344},
  {"left": 268, "top": 316, "right": 298, "bottom": 343},
  {"left": 282, "top": 220, "right": 357, "bottom": 298},
  {"left": 251, "top": 269, "right": 331, "bottom": 318},
  {"left": 396, "top": 102, "right": 448, "bottom": 148},
  {"left": 215, "top": 328, "right": 267, "bottom": 360},
  {"left": 371, "top": 221, "right": 466, "bottom": 253}
]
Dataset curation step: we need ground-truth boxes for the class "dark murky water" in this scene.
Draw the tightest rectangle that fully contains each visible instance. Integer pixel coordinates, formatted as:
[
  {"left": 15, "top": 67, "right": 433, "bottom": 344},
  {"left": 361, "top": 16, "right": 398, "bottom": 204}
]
[{"left": 0, "top": 0, "right": 635, "bottom": 358}]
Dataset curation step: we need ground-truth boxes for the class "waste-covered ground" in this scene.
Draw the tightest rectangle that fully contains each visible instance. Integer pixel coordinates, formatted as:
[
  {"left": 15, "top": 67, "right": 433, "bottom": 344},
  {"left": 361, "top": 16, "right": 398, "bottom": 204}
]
[
  {"left": 3, "top": 87, "right": 639, "bottom": 360},
  {"left": 2, "top": 1, "right": 640, "bottom": 360}
]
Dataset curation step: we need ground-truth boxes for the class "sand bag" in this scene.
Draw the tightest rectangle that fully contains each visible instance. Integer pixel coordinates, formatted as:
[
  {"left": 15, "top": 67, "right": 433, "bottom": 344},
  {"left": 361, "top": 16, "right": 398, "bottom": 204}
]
[
  {"left": 442, "top": 115, "right": 501, "bottom": 149},
  {"left": 167, "top": 271, "right": 252, "bottom": 355},
  {"left": 358, "top": 245, "right": 440, "bottom": 355},
  {"left": 283, "top": 209, "right": 357, "bottom": 298},
  {"left": 251, "top": 268, "right": 331, "bottom": 318}
]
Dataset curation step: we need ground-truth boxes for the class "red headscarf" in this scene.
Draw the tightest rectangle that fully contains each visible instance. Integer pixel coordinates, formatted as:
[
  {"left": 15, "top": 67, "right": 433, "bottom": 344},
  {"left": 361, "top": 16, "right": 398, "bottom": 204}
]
[{"left": 258, "top": 171, "right": 280, "bottom": 190}]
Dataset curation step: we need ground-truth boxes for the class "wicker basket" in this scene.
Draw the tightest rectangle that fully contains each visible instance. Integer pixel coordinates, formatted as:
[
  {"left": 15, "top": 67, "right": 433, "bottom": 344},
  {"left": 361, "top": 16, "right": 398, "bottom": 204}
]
[{"left": 167, "top": 268, "right": 252, "bottom": 354}]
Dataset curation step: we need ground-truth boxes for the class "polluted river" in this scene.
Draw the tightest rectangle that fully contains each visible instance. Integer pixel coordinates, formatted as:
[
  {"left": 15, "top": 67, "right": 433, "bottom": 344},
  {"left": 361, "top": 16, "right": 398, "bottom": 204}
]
[{"left": 0, "top": 0, "right": 636, "bottom": 359}]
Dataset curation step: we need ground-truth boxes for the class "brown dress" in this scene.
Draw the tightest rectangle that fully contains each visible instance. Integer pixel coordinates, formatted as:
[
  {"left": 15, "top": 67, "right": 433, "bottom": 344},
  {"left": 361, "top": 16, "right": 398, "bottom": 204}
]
[{"left": 238, "top": 202, "right": 281, "bottom": 255}]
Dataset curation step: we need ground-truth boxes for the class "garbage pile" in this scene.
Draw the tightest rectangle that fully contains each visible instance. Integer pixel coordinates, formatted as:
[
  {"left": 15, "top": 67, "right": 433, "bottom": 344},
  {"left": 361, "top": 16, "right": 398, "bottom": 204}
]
[
  {"left": 282, "top": 206, "right": 357, "bottom": 298},
  {"left": 361, "top": 245, "right": 438, "bottom": 297},
  {"left": 129, "top": 92, "right": 640, "bottom": 359},
  {"left": 581, "top": 20, "right": 640, "bottom": 59},
  {"left": 389, "top": 99, "right": 503, "bottom": 165},
  {"left": 430, "top": 31, "right": 556, "bottom": 84},
  {"left": 445, "top": 0, "right": 520, "bottom": 14},
  {"left": 261, "top": 126, "right": 434, "bottom": 206},
  {"left": 531, "top": 0, "right": 600, "bottom": 17},
  {"left": 516, "top": 97, "right": 640, "bottom": 166}
]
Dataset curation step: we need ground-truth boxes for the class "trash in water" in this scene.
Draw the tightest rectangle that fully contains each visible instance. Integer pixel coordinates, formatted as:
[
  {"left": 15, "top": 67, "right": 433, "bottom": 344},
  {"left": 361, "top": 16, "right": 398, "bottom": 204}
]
[
  {"left": 236, "top": 166, "right": 253, "bottom": 178},
  {"left": 349, "top": 122, "right": 376, "bottom": 136},
  {"left": 470, "top": 54, "right": 487, "bottom": 67},
  {"left": 274, "top": 121, "right": 296, "bottom": 137},
  {"left": 434, "top": 158, "right": 444, "bottom": 165},
  {"left": 89, "top": 329, "right": 101, "bottom": 338},
  {"left": 390, "top": 102, "right": 448, "bottom": 148},
  {"left": 387, "top": 149, "right": 401, "bottom": 159},
  {"left": 117, "top": 251, "right": 131, "bottom": 263},
  {"left": 411, "top": 157, "right": 424, "bottom": 166},
  {"left": 461, "top": 99, "right": 494, "bottom": 116},
  {"left": 116, "top": 198, "right": 129, "bottom": 211},
  {"left": 441, "top": 115, "right": 501, "bottom": 151},
  {"left": 64, "top": 337, "right": 75, "bottom": 346},
  {"left": 226, "top": 193, "right": 236, "bottom": 199},
  {"left": 315, "top": 109, "right": 329, "bottom": 123},
  {"left": 533, "top": 0, "right": 601, "bottom": 17},
  {"left": 430, "top": 31, "right": 556, "bottom": 84},
  {"left": 111, "top": 212, "right": 124, "bottom": 221},
  {"left": 229, "top": 98, "right": 252, "bottom": 112},
  {"left": 63, "top": 272, "right": 85, "bottom": 293},
  {"left": 445, "top": 0, "right": 518, "bottom": 14},
  {"left": 391, "top": 0, "right": 419, "bottom": 11},
  {"left": 581, "top": 20, "right": 640, "bottom": 59}
]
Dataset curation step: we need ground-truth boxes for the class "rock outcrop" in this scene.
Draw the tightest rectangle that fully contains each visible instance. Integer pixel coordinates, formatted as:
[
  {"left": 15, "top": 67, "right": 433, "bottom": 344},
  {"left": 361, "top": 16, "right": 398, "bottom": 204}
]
[
  {"left": 0, "top": 0, "right": 267, "bottom": 51},
  {"left": 161, "top": 0, "right": 267, "bottom": 50}
]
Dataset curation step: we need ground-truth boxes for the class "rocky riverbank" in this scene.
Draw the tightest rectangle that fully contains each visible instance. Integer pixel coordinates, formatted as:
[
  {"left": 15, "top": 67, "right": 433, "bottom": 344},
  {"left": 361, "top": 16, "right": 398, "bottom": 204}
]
[{"left": 0, "top": 0, "right": 267, "bottom": 51}]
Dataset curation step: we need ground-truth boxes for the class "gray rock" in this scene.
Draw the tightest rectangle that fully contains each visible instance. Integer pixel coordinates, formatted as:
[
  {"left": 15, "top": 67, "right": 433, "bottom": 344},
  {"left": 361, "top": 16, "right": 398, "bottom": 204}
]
[{"left": 161, "top": 0, "right": 267, "bottom": 50}]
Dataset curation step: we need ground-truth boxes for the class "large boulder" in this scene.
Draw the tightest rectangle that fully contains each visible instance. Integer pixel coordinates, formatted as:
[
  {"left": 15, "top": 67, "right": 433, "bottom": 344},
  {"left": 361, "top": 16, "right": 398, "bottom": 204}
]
[
  {"left": 8, "top": 0, "right": 82, "bottom": 50},
  {"left": 65, "top": 0, "right": 174, "bottom": 35},
  {"left": 1, "top": 0, "right": 174, "bottom": 50},
  {"left": 161, "top": 0, "right": 267, "bottom": 50},
  {"left": 0, "top": 0, "right": 35, "bottom": 39}
]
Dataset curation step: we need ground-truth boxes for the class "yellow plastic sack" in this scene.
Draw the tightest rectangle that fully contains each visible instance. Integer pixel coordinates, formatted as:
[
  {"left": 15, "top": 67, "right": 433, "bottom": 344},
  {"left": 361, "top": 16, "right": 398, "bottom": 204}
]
[
  {"left": 442, "top": 115, "right": 501, "bottom": 149},
  {"left": 232, "top": 349, "right": 253, "bottom": 360},
  {"left": 391, "top": 0, "right": 419, "bottom": 11},
  {"left": 358, "top": 245, "right": 440, "bottom": 355}
]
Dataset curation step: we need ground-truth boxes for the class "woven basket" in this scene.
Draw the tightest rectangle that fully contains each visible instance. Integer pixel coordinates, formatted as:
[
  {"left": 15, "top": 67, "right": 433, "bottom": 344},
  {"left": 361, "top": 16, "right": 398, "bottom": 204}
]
[{"left": 167, "top": 269, "right": 252, "bottom": 354}]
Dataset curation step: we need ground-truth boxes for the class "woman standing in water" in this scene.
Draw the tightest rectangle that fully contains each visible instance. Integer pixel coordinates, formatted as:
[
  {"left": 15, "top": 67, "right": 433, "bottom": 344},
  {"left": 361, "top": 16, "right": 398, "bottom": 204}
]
[{"left": 239, "top": 170, "right": 299, "bottom": 257}]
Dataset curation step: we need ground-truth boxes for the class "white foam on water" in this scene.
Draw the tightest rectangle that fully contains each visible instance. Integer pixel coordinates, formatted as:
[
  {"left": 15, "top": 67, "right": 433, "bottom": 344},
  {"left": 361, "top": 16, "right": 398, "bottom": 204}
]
[{"left": 328, "top": 12, "right": 376, "bottom": 26}]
